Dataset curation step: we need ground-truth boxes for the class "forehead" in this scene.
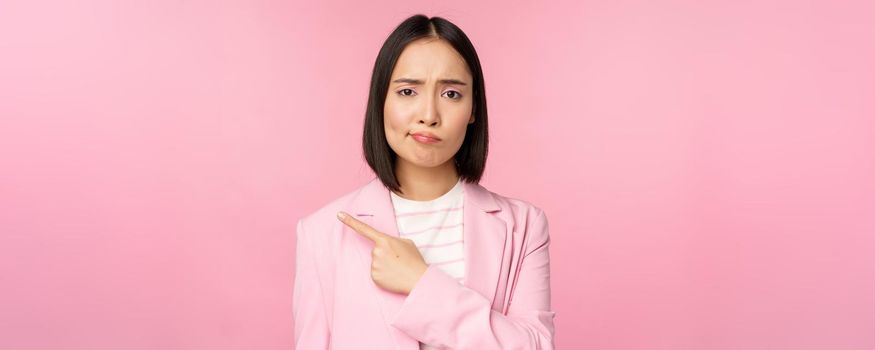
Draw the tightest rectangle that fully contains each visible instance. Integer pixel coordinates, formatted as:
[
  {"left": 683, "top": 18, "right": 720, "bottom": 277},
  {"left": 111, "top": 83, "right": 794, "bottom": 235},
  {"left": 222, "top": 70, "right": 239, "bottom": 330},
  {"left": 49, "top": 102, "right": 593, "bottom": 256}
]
[{"left": 391, "top": 38, "right": 472, "bottom": 79}]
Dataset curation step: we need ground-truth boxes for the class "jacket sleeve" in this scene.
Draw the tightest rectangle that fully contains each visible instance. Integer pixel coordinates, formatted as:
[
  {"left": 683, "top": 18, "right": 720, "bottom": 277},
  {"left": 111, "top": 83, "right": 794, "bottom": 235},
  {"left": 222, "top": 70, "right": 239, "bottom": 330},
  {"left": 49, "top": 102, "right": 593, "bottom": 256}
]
[
  {"left": 293, "top": 218, "right": 331, "bottom": 349},
  {"left": 389, "top": 208, "right": 556, "bottom": 349}
]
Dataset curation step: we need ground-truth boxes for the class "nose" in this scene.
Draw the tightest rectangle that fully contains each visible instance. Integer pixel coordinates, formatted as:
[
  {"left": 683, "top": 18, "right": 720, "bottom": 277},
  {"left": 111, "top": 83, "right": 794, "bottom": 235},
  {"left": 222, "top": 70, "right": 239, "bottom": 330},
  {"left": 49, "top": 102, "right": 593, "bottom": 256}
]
[{"left": 417, "top": 91, "right": 440, "bottom": 126}]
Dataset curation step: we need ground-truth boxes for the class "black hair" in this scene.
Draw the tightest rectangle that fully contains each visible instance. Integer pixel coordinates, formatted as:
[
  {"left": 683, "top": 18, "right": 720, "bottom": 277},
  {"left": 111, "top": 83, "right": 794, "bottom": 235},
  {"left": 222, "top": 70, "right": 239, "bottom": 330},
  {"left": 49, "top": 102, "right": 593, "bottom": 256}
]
[{"left": 362, "top": 14, "right": 488, "bottom": 194}]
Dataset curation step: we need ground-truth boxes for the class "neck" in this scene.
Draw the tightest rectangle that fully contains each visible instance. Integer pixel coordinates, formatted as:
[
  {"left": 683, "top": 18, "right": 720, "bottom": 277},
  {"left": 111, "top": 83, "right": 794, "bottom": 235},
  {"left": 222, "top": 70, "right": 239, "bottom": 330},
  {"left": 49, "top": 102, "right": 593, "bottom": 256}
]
[{"left": 393, "top": 159, "right": 459, "bottom": 201}]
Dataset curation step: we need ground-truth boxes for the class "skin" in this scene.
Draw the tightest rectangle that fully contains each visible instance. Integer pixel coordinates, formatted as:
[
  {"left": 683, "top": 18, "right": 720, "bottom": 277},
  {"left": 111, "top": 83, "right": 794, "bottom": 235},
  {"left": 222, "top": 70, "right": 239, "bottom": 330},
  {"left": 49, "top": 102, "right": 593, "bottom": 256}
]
[
  {"left": 337, "top": 36, "right": 476, "bottom": 295},
  {"left": 383, "top": 36, "right": 476, "bottom": 201}
]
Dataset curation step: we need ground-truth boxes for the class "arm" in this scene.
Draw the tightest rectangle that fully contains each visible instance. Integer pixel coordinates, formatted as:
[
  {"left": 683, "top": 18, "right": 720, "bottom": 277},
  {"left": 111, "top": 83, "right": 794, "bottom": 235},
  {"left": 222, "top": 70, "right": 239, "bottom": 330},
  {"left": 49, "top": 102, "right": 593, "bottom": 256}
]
[
  {"left": 389, "top": 208, "right": 556, "bottom": 349},
  {"left": 292, "top": 219, "right": 331, "bottom": 349}
]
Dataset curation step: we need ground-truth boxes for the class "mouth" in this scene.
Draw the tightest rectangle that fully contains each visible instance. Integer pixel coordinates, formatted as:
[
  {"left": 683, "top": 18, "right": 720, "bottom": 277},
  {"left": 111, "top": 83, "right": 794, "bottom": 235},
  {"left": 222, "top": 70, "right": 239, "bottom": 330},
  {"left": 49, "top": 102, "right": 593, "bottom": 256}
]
[{"left": 409, "top": 132, "right": 441, "bottom": 144}]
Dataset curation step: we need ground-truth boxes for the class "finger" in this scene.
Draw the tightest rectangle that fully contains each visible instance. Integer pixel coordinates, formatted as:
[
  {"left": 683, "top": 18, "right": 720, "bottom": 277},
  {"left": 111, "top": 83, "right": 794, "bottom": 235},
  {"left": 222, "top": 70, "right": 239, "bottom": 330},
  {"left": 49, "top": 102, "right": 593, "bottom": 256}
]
[{"left": 337, "top": 211, "right": 387, "bottom": 243}]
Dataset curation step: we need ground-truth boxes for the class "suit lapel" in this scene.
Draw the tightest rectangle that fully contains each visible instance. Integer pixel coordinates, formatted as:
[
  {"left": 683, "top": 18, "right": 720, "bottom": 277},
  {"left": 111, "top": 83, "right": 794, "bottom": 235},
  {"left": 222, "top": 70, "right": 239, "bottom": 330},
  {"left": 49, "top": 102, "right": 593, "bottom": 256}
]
[{"left": 347, "top": 177, "right": 509, "bottom": 347}]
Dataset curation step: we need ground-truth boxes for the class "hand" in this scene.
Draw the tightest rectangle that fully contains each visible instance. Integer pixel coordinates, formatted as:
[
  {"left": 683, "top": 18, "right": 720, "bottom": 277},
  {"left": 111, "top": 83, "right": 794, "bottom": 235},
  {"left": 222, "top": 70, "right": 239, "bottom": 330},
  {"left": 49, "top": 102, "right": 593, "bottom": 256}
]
[{"left": 337, "top": 211, "right": 428, "bottom": 295}]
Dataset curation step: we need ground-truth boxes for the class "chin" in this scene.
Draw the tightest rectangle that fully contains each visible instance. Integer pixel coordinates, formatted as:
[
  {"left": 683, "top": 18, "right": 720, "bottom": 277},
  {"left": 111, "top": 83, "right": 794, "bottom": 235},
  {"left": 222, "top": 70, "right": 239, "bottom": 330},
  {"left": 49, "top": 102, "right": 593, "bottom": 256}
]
[{"left": 401, "top": 155, "right": 451, "bottom": 169}]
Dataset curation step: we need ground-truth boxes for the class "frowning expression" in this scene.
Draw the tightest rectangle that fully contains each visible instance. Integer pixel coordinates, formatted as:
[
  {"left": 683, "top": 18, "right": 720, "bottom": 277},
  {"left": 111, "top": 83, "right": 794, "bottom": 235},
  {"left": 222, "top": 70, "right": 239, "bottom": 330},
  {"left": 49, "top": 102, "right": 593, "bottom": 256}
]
[{"left": 383, "top": 37, "right": 475, "bottom": 168}]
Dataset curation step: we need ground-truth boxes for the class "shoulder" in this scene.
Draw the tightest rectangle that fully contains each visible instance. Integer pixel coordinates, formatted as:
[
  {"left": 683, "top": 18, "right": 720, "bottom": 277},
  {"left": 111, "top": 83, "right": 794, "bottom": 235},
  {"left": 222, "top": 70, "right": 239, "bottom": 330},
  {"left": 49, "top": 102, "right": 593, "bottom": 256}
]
[
  {"left": 475, "top": 181, "right": 546, "bottom": 217},
  {"left": 476, "top": 184, "right": 552, "bottom": 256},
  {"left": 296, "top": 180, "right": 369, "bottom": 236},
  {"left": 493, "top": 191, "right": 546, "bottom": 218},
  {"left": 473, "top": 183, "right": 550, "bottom": 236}
]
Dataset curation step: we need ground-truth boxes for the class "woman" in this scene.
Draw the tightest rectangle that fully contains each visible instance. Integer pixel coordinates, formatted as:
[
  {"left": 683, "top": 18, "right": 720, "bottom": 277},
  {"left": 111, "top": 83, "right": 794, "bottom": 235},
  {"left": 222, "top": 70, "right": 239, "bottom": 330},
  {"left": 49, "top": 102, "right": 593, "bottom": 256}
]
[{"left": 293, "top": 14, "right": 556, "bottom": 349}]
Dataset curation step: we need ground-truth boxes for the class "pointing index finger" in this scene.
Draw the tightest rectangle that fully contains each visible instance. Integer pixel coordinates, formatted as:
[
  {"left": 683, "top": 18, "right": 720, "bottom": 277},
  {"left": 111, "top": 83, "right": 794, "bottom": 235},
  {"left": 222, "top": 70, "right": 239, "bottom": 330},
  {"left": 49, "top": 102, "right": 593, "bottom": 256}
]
[{"left": 337, "top": 211, "right": 386, "bottom": 242}]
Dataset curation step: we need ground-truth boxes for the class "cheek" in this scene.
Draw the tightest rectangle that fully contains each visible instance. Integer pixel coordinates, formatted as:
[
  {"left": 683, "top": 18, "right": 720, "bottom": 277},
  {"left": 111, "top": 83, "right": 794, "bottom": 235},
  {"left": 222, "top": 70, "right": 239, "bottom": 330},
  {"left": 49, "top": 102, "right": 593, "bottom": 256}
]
[
  {"left": 383, "top": 99, "right": 410, "bottom": 148},
  {"left": 383, "top": 113, "right": 402, "bottom": 132},
  {"left": 383, "top": 97, "right": 410, "bottom": 131},
  {"left": 446, "top": 105, "right": 473, "bottom": 142}
]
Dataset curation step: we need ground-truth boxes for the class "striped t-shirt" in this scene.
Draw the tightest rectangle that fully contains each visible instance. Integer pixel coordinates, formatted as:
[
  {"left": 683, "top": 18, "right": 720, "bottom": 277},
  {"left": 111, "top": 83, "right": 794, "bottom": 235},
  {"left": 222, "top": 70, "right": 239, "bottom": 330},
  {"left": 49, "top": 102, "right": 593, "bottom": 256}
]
[
  {"left": 390, "top": 178, "right": 465, "bottom": 283},
  {"left": 390, "top": 178, "right": 465, "bottom": 350}
]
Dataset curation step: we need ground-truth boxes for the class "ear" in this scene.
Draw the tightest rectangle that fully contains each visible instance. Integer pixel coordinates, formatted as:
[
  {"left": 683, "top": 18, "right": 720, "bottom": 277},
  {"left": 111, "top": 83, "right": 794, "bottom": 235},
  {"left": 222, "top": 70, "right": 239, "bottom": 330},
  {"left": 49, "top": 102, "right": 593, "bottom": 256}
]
[{"left": 468, "top": 113, "right": 475, "bottom": 124}]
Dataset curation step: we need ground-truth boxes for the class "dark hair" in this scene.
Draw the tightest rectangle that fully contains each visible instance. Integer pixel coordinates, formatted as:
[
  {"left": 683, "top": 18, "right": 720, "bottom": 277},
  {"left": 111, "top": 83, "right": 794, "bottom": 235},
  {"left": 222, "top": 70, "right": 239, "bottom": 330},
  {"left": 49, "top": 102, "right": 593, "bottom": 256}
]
[{"left": 362, "top": 14, "right": 489, "bottom": 194}]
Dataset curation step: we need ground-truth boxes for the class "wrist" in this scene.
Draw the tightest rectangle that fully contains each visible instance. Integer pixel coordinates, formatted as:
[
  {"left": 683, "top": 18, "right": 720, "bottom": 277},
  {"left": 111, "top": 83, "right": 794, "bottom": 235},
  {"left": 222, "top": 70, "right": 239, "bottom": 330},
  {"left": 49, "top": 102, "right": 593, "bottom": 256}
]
[{"left": 406, "top": 263, "right": 429, "bottom": 294}]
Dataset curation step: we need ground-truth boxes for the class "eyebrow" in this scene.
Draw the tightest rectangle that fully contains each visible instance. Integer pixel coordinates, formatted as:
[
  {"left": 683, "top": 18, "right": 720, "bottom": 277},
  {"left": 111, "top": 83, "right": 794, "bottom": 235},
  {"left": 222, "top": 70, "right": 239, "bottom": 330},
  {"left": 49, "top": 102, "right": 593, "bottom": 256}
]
[{"left": 391, "top": 78, "right": 468, "bottom": 86}]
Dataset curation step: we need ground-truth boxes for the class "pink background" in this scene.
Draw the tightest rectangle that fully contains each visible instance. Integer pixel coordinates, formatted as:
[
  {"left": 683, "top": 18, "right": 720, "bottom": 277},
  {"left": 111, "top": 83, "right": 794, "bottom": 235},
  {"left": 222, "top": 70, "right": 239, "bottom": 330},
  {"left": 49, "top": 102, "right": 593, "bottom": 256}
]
[{"left": 1, "top": 0, "right": 873, "bottom": 349}]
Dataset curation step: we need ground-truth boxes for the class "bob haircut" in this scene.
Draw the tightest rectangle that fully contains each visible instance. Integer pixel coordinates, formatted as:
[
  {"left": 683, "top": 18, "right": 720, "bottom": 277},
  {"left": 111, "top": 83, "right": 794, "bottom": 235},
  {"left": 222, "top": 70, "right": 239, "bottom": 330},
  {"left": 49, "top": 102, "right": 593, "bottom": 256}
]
[{"left": 363, "top": 14, "right": 489, "bottom": 194}]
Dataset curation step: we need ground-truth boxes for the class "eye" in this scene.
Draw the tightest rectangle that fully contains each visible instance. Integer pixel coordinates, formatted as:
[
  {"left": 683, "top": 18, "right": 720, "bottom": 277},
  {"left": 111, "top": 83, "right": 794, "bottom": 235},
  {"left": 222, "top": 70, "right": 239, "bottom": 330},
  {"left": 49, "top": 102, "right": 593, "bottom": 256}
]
[
  {"left": 398, "top": 88, "right": 416, "bottom": 96},
  {"left": 443, "top": 90, "right": 463, "bottom": 99}
]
